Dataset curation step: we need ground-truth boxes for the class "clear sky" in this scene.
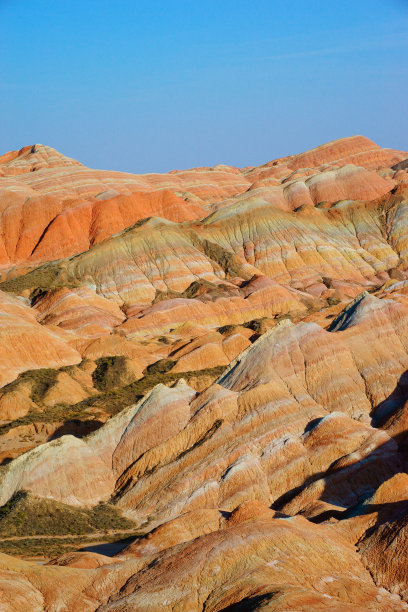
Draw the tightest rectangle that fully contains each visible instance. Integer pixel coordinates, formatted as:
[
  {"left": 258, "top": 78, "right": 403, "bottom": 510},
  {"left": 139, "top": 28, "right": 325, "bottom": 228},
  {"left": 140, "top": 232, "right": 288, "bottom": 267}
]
[{"left": 1, "top": 0, "right": 407, "bottom": 173}]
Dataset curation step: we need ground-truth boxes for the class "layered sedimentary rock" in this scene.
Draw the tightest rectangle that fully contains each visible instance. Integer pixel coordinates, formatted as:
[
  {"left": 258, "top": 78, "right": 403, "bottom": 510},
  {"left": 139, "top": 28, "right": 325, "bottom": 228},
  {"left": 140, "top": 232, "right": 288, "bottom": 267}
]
[
  {"left": 0, "top": 145, "right": 249, "bottom": 266},
  {"left": 100, "top": 517, "right": 405, "bottom": 612},
  {"left": 0, "top": 290, "right": 80, "bottom": 388},
  {"left": 1, "top": 136, "right": 408, "bottom": 609},
  {"left": 2, "top": 292, "right": 404, "bottom": 515},
  {"left": 2, "top": 295, "right": 408, "bottom": 607},
  {"left": 0, "top": 136, "right": 405, "bottom": 269}
]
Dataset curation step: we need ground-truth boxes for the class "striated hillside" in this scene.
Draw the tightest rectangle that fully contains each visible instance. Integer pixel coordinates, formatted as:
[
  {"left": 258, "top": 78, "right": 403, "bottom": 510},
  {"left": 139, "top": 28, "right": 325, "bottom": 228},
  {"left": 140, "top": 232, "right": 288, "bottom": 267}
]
[
  {"left": 0, "top": 135, "right": 405, "bottom": 267},
  {"left": 1, "top": 136, "right": 408, "bottom": 610}
]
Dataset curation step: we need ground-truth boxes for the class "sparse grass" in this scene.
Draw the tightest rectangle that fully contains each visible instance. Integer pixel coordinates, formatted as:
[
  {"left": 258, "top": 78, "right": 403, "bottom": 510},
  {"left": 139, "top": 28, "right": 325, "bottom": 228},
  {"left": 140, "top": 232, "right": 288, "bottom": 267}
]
[
  {"left": 26, "top": 369, "right": 59, "bottom": 404},
  {"left": 0, "top": 367, "right": 59, "bottom": 404},
  {"left": 273, "top": 313, "right": 294, "bottom": 323},
  {"left": 157, "top": 335, "right": 171, "bottom": 344},
  {"left": 243, "top": 317, "right": 269, "bottom": 333},
  {"left": 217, "top": 325, "right": 237, "bottom": 334},
  {"left": 0, "top": 263, "right": 77, "bottom": 296},
  {"left": 145, "top": 359, "right": 174, "bottom": 375},
  {"left": 0, "top": 533, "right": 140, "bottom": 558},
  {"left": 199, "top": 239, "right": 248, "bottom": 278},
  {"left": 0, "top": 364, "right": 227, "bottom": 436},
  {"left": 181, "top": 279, "right": 215, "bottom": 298},
  {"left": 0, "top": 368, "right": 90, "bottom": 436},
  {"left": 0, "top": 491, "right": 136, "bottom": 537},
  {"left": 0, "top": 405, "right": 97, "bottom": 436},
  {"left": 77, "top": 364, "right": 226, "bottom": 417},
  {"left": 0, "top": 537, "right": 85, "bottom": 558},
  {"left": 327, "top": 297, "right": 341, "bottom": 306},
  {"left": 0, "top": 492, "right": 140, "bottom": 558},
  {"left": 217, "top": 324, "right": 236, "bottom": 335},
  {"left": 152, "top": 279, "right": 234, "bottom": 303},
  {"left": 92, "top": 356, "right": 129, "bottom": 391},
  {"left": 59, "top": 363, "right": 82, "bottom": 375},
  {"left": 153, "top": 289, "right": 181, "bottom": 303}
]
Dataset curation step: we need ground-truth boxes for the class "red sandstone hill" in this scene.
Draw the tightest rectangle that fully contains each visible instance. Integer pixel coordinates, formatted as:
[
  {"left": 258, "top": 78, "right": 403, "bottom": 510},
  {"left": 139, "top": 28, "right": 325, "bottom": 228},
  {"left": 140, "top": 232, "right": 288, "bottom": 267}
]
[
  {"left": 0, "top": 135, "right": 405, "bottom": 267},
  {"left": 0, "top": 136, "right": 407, "bottom": 609}
]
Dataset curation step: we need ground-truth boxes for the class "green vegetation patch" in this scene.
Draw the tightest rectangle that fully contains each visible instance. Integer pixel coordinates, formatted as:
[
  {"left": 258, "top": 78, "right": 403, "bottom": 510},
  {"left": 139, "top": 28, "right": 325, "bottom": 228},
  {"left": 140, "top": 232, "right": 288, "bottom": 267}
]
[
  {"left": 0, "top": 533, "right": 140, "bottom": 559},
  {"left": 76, "top": 364, "right": 227, "bottom": 416},
  {"left": 217, "top": 324, "right": 236, "bottom": 335},
  {"left": 0, "top": 403, "right": 97, "bottom": 437},
  {"left": 0, "top": 363, "right": 227, "bottom": 437},
  {"left": 0, "top": 262, "right": 77, "bottom": 296},
  {"left": 1, "top": 367, "right": 59, "bottom": 403},
  {"left": 0, "top": 491, "right": 136, "bottom": 537},
  {"left": 145, "top": 359, "right": 175, "bottom": 375},
  {"left": 25, "top": 368, "right": 59, "bottom": 404},
  {"left": 92, "top": 356, "right": 129, "bottom": 391}
]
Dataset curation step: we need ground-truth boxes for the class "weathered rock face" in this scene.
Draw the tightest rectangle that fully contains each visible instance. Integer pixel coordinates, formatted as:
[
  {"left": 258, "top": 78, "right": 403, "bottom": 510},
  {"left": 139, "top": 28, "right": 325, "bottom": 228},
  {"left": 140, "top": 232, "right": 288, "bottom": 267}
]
[
  {"left": 99, "top": 517, "right": 405, "bottom": 612},
  {"left": 1, "top": 136, "right": 408, "bottom": 609},
  {"left": 0, "top": 135, "right": 405, "bottom": 270},
  {"left": 0, "top": 145, "right": 249, "bottom": 266},
  {"left": 0, "top": 513, "right": 406, "bottom": 611},
  {"left": 0, "top": 290, "right": 80, "bottom": 387},
  {"left": 246, "top": 135, "right": 406, "bottom": 176},
  {"left": 0, "top": 295, "right": 407, "bottom": 606}
]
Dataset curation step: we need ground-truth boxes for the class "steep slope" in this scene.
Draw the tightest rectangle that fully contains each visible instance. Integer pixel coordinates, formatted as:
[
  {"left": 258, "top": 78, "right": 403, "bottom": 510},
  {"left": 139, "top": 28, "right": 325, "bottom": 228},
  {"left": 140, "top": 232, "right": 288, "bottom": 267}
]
[
  {"left": 0, "top": 136, "right": 405, "bottom": 268},
  {"left": 1, "top": 137, "right": 408, "bottom": 609},
  {"left": 1, "top": 294, "right": 408, "bottom": 608},
  {"left": 0, "top": 293, "right": 407, "bottom": 516},
  {"left": 1, "top": 136, "right": 408, "bottom": 462},
  {"left": 0, "top": 290, "right": 80, "bottom": 387},
  {"left": 0, "top": 146, "right": 249, "bottom": 266}
]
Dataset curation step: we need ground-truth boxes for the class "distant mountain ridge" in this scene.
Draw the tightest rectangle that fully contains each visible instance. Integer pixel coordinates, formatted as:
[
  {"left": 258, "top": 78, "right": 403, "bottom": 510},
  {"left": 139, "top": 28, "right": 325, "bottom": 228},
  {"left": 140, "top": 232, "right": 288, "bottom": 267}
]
[{"left": 0, "top": 135, "right": 405, "bottom": 268}]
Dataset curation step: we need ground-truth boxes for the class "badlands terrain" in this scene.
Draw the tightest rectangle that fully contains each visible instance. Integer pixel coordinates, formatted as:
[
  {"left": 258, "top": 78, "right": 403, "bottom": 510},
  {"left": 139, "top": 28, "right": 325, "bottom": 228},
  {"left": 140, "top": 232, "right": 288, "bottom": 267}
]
[{"left": 0, "top": 136, "right": 408, "bottom": 609}]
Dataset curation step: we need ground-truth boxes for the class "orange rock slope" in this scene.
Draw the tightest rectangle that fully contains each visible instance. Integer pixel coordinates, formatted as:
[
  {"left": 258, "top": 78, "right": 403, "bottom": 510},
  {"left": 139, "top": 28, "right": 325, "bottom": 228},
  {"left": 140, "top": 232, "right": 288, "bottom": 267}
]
[
  {"left": 0, "top": 135, "right": 405, "bottom": 267},
  {"left": 0, "top": 136, "right": 408, "bottom": 610}
]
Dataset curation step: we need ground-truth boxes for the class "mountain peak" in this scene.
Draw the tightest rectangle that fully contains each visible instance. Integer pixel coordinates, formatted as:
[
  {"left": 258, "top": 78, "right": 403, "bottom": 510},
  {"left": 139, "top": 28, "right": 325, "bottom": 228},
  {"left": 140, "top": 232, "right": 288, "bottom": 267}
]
[{"left": 0, "top": 143, "right": 83, "bottom": 176}]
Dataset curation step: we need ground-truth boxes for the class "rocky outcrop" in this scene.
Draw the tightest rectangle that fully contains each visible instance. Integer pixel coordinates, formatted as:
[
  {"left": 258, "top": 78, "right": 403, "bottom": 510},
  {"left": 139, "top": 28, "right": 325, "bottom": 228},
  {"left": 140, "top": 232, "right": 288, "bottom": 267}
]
[
  {"left": 0, "top": 294, "right": 406, "bottom": 518},
  {"left": 0, "top": 513, "right": 405, "bottom": 611},
  {"left": 100, "top": 517, "right": 406, "bottom": 611},
  {"left": 0, "top": 290, "right": 80, "bottom": 387},
  {"left": 1, "top": 136, "right": 408, "bottom": 609},
  {"left": 0, "top": 136, "right": 405, "bottom": 269}
]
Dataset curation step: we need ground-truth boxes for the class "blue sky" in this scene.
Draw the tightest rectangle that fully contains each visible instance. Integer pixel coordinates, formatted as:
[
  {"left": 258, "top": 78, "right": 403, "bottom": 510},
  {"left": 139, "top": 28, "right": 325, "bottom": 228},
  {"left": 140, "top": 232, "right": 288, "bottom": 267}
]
[{"left": 1, "top": 0, "right": 407, "bottom": 172}]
